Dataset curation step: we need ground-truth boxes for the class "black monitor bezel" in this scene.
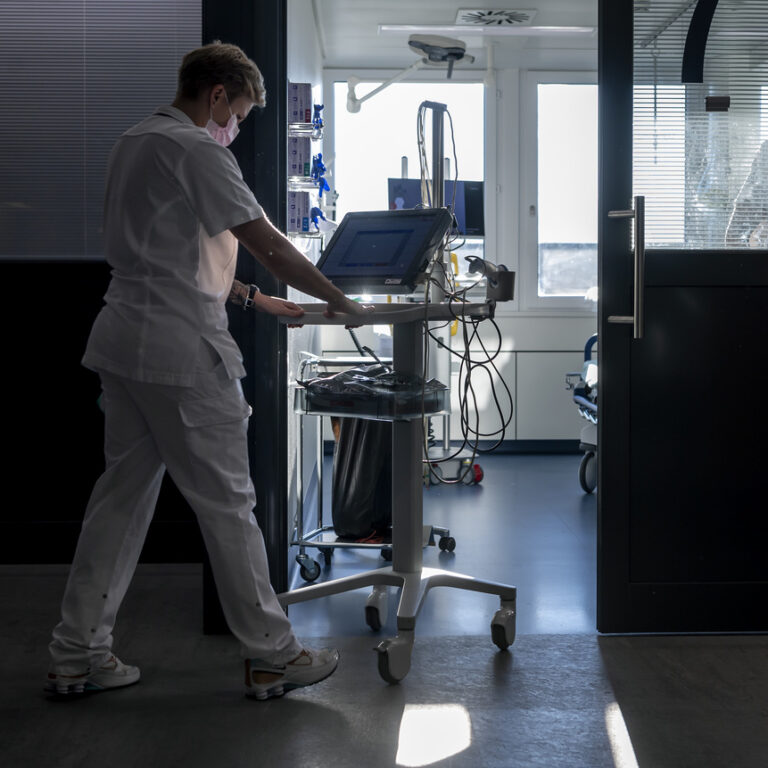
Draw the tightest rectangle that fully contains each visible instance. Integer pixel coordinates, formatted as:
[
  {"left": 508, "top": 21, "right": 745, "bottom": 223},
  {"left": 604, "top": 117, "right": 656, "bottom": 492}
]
[
  {"left": 315, "top": 208, "right": 453, "bottom": 294},
  {"left": 387, "top": 178, "right": 485, "bottom": 237}
]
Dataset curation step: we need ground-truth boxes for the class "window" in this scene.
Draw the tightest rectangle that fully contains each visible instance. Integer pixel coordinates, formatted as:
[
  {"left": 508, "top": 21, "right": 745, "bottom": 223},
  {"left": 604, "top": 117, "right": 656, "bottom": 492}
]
[
  {"left": 522, "top": 72, "right": 598, "bottom": 311},
  {"left": 330, "top": 79, "right": 486, "bottom": 285}
]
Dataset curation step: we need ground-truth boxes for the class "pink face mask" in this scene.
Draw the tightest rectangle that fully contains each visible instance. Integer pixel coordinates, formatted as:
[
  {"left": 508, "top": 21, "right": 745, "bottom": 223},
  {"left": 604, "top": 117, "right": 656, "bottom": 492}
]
[{"left": 206, "top": 93, "right": 239, "bottom": 147}]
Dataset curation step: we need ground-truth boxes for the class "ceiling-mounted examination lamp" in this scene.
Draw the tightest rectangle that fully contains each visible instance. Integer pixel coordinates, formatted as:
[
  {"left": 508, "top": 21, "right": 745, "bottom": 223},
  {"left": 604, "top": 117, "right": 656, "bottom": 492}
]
[
  {"left": 408, "top": 34, "right": 475, "bottom": 78},
  {"left": 346, "top": 35, "right": 475, "bottom": 113},
  {"left": 379, "top": 24, "right": 596, "bottom": 37}
]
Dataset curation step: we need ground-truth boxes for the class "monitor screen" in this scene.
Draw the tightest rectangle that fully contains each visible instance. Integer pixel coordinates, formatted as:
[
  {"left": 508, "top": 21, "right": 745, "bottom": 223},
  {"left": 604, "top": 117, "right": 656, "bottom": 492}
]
[
  {"left": 315, "top": 208, "right": 453, "bottom": 294},
  {"left": 387, "top": 178, "right": 485, "bottom": 237}
]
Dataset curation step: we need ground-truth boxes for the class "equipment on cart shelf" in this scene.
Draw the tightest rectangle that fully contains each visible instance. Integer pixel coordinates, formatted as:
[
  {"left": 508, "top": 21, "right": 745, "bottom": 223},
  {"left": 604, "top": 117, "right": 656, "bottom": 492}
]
[{"left": 566, "top": 334, "right": 598, "bottom": 494}]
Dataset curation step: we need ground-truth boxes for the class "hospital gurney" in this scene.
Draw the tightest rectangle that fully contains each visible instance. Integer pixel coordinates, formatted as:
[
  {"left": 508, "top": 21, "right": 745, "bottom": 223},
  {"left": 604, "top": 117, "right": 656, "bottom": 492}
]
[{"left": 565, "top": 333, "right": 598, "bottom": 494}]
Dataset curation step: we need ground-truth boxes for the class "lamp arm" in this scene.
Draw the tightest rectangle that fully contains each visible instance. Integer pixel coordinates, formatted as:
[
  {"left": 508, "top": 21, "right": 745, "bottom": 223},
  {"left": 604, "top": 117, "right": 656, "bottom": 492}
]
[{"left": 346, "top": 59, "right": 427, "bottom": 112}]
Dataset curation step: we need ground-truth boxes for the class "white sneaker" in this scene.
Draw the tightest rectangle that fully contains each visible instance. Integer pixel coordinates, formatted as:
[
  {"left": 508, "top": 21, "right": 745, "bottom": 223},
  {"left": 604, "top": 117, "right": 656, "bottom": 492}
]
[
  {"left": 45, "top": 655, "right": 141, "bottom": 695},
  {"left": 244, "top": 647, "right": 339, "bottom": 700}
]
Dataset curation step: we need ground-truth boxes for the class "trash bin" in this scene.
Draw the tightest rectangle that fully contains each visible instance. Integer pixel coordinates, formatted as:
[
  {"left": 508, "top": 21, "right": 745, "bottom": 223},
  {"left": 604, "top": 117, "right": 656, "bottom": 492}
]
[{"left": 331, "top": 417, "right": 392, "bottom": 540}]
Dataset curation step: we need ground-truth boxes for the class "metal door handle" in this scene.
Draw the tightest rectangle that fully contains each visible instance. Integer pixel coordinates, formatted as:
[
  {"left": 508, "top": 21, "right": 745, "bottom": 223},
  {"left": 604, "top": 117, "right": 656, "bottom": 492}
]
[{"left": 607, "top": 195, "right": 645, "bottom": 340}]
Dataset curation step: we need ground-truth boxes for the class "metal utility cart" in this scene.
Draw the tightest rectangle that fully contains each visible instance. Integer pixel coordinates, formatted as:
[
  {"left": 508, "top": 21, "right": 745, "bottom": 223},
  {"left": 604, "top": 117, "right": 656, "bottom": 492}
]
[{"left": 291, "top": 353, "right": 457, "bottom": 585}]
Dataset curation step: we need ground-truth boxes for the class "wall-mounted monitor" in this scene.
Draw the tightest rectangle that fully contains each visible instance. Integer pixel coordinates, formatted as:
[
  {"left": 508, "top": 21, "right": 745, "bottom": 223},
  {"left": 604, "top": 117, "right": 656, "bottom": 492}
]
[{"left": 387, "top": 178, "right": 485, "bottom": 237}]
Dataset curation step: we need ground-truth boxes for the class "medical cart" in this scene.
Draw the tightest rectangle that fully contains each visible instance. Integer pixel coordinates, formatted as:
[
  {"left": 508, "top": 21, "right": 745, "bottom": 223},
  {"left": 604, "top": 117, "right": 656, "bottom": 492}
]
[{"left": 278, "top": 302, "right": 517, "bottom": 683}]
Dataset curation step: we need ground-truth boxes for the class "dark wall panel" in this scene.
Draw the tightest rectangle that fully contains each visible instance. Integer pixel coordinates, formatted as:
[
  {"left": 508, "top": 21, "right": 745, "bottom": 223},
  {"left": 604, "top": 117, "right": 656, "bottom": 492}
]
[{"left": 0, "top": 261, "right": 204, "bottom": 563}]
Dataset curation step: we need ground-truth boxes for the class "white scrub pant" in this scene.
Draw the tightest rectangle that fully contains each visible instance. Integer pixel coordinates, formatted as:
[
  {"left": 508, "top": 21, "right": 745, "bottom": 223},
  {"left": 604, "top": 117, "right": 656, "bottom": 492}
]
[{"left": 49, "top": 341, "right": 302, "bottom": 674}]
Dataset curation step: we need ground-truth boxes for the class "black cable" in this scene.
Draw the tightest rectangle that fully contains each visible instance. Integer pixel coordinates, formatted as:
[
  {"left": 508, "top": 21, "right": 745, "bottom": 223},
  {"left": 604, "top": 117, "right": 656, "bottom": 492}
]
[
  {"left": 348, "top": 328, "right": 366, "bottom": 356},
  {"left": 411, "top": 103, "right": 514, "bottom": 484},
  {"left": 426, "top": 314, "right": 513, "bottom": 453}
]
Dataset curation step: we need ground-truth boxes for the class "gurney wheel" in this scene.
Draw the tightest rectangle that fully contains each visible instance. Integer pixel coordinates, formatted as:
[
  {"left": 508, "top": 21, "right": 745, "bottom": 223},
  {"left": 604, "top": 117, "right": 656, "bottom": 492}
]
[
  {"left": 579, "top": 451, "right": 597, "bottom": 494},
  {"left": 438, "top": 536, "right": 456, "bottom": 552},
  {"left": 319, "top": 546, "right": 334, "bottom": 565}
]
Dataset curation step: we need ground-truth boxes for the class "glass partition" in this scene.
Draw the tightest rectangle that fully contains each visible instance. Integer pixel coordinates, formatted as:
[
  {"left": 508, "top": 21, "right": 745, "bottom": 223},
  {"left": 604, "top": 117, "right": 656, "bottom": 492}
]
[
  {"left": 633, "top": 0, "right": 768, "bottom": 249},
  {"left": 0, "top": 0, "right": 201, "bottom": 260}
]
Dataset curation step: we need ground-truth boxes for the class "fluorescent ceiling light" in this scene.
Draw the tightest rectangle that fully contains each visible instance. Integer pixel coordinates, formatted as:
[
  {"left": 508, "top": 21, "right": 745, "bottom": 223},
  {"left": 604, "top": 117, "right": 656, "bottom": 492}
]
[{"left": 379, "top": 24, "right": 596, "bottom": 37}]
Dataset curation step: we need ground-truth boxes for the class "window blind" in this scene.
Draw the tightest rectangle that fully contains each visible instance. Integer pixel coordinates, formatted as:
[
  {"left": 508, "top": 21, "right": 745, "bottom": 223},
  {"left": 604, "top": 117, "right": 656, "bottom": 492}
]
[
  {"left": 633, "top": 0, "right": 768, "bottom": 249},
  {"left": 0, "top": 0, "right": 201, "bottom": 259}
]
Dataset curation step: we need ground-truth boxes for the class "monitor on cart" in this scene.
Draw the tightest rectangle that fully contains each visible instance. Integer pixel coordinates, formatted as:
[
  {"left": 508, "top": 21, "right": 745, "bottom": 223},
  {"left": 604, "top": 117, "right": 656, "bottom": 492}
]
[{"left": 315, "top": 208, "right": 453, "bottom": 294}]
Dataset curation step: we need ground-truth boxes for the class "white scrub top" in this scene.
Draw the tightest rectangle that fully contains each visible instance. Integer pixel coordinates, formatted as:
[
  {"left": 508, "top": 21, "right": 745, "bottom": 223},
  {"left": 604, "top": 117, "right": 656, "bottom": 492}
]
[{"left": 82, "top": 105, "right": 264, "bottom": 386}]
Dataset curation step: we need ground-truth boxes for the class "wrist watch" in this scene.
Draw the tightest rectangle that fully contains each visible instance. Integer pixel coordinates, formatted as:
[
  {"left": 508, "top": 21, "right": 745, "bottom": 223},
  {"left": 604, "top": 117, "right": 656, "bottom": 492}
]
[{"left": 243, "top": 284, "right": 260, "bottom": 310}]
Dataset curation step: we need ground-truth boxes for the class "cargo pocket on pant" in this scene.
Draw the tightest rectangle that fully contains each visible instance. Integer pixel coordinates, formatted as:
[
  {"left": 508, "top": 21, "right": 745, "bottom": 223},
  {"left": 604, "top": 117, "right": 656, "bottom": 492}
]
[
  {"left": 176, "top": 390, "right": 254, "bottom": 499},
  {"left": 178, "top": 392, "right": 253, "bottom": 428}
]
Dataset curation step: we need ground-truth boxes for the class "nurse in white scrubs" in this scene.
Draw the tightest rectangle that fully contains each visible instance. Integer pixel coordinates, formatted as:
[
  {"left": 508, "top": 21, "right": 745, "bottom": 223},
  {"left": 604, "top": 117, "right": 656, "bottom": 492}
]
[{"left": 46, "top": 41, "right": 370, "bottom": 701}]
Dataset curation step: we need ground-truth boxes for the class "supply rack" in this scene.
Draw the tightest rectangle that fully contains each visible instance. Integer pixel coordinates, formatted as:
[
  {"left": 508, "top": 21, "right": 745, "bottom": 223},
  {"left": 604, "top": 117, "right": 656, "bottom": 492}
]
[{"left": 291, "top": 353, "right": 454, "bottom": 583}]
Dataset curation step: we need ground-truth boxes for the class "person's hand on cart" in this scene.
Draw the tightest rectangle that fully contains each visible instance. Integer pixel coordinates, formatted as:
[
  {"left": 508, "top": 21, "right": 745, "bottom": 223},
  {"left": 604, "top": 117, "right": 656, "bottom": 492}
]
[
  {"left": 251, "top": 292, "right": 305, "bottom": 319},
  {"left": 324, "top": 295, "right": 375, "bottom": 329}
]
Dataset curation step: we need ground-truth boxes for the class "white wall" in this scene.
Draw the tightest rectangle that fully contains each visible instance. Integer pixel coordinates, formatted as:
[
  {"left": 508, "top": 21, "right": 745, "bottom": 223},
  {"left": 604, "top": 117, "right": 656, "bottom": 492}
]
[{"left": 287, "top": 0, "right": 322, "bottom": 84}]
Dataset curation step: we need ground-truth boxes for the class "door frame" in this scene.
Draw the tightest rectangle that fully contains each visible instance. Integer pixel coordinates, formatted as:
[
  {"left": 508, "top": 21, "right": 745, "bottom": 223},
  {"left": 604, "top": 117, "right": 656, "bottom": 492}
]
[{"left": 597, "top": 0, "right": 635, "bottom": 632}]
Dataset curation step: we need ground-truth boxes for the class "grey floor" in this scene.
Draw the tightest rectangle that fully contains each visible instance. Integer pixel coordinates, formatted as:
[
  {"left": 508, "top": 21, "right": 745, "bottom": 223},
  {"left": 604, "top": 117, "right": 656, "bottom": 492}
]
[{"left": 2, "top": 454, "right": 767, "bottom": 768}]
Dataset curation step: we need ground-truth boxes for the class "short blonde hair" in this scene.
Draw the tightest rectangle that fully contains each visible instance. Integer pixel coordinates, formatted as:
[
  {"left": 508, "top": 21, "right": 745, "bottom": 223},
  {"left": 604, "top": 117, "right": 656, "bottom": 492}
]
[{"left": 177, "top": 41, "right": 266, "bottom": 107}]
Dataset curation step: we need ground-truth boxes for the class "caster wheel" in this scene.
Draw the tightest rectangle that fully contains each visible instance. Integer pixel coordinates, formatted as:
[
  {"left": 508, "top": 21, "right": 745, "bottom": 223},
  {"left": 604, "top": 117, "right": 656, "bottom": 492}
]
[
  {"left": 319, "top": 547, "right": 333, "bottom": 565},
  {"left": 365, "top": 606, "right": 382, "bottom": 631},
  {"left": 375, "top": 636, "right": 412, "bottom": 684},
  {"left": 381, "top": 547, "right": 393, "bottom": 561},
  {"left": 491, "top": 604, "right": 516, "bottom": 650},
  {"left": 438, "top": 536, "right": 456, "bottom": 552},
  {"left": 365, "top": 586, "right": 388, "bottom": 632},
  {"left": 579, "top": 451, "right": 597, "bottom": 494},
  {"left": 461, "top": 461, "right": 484, "bottom": 485},
  {"left": 296, "top": 554, "right": 321, "bottom": 582}
]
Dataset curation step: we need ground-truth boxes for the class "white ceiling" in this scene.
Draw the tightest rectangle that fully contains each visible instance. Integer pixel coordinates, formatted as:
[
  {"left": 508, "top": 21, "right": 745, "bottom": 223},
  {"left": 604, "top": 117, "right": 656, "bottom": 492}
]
[{"left": 312, "top": 0, "right": 599, "bottom": 71}]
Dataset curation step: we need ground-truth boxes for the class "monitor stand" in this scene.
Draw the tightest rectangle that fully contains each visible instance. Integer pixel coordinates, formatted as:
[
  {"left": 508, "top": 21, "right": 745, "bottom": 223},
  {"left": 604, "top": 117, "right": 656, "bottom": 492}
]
[{"left": 277, "top": 302, "right": 517, "bottom": 683}]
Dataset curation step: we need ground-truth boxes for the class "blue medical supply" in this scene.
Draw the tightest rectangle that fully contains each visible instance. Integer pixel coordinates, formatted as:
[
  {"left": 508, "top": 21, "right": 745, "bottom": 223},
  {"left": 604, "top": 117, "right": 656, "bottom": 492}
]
[
  {"left": 310, "top": 206, "right": 339, "bottom": 233},
  {"left": 311, "top": 153, "right": 326, "bottom": 179},
  {"left": 312, "top": 153, "right": 329, "bottom": 197},
  {"left": 317, "top": 177, "right": 330, "bottom": 197},
  {"left": 312, "top": 104, "right": 324, "bottom": 130}
]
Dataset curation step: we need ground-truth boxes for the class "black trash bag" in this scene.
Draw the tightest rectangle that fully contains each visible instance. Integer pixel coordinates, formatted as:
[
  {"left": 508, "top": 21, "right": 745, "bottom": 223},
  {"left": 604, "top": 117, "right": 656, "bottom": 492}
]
[
  {"left": 331, "top": 417, "right": 391, "bottom": 540},
  {"left": 300, "top": 363, "right": 447, "bottom": 419}
]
